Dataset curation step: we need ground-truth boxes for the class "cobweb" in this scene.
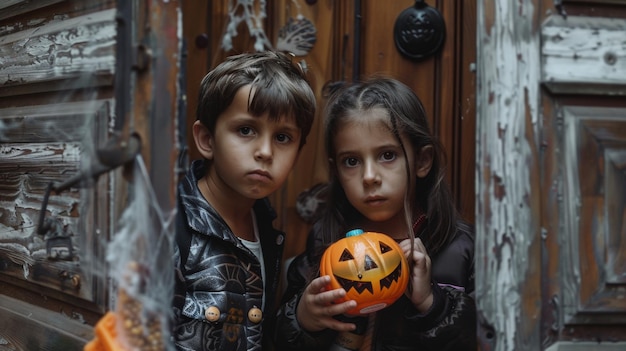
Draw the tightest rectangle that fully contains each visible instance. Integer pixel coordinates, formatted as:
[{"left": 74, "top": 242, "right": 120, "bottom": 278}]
[
  {"left": 222, "top": 0, "right": 272, "bottom": 52},
  {"left": 105, "top": 156, "right": 176, "bottom": 351}
]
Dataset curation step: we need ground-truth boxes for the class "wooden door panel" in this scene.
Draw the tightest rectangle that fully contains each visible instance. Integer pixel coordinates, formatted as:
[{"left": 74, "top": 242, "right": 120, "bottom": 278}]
[
  {"left": 0, "top": 0, "right": 181, "bottom": 348},
  {"left": 478, "top": 1, "right": 626, "bottom": 349},
  {"left": 0, "top": 1, "right": 66, "bottom": 21},
  {"left": 542, "top": 12, "right": 626, "bottom": 348},
  {"left": 558, "top": 106, "right": 626, "bottom": 325},
  {"left": 0, "top": 100, "right": 112, "bottom": 305},
  {"left": 0, "top": 8, "right": 116, "bottom": 97},
  {"left": 541, "top": 15, "right": 626, "bottom": 95},
  {"left": 0, "top": 1, "right": 117, "bottom": 345},
  {"left": 0, "top": 294, "right": 92, "bottom": 350},
  {"left": 541, "top": 10, "right": 626, "bottom": 332}
]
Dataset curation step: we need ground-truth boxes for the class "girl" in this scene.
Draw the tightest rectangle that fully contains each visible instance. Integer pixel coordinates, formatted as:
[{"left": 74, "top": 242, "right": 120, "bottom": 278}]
[{"left": 275, "top": 77, "right": 476, "bottom": 350}]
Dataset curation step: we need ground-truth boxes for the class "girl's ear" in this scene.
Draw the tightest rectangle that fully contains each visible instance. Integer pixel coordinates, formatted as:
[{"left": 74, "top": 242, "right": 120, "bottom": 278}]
[
  {"left": 193, "top": 120, "right": 214, "bottom": 160},
  {"left": 415, "top": 145, "right": 434, "bottom": 178}
]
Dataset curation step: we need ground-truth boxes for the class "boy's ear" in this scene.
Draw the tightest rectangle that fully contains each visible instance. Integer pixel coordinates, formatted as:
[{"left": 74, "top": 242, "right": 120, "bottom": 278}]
[
  {"left": 328, "top": 158, "right": 339, "bottom": 176},
  {"left": 327, "top": 158, "right": 336, "bottom": 171},
  {"left": 193, "top": 120, "right": 214, "bottom": 160},
  {"left": 415, "top": 145, "right": 434, "bottom": 178}
]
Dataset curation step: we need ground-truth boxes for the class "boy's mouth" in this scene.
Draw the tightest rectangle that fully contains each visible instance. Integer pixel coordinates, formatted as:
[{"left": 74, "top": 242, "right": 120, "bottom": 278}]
[{"left": 248, "top": 169, "right": 272, "bottom": 181}]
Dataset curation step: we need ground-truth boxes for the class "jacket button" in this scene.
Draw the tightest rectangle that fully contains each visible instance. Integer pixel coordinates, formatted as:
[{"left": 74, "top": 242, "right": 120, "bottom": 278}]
[
  {"left": 205, "top": 306, "right": 220, "bottom": 322},
  {"left": 248, "top": 307, "right": 262, "bottom": 324}
]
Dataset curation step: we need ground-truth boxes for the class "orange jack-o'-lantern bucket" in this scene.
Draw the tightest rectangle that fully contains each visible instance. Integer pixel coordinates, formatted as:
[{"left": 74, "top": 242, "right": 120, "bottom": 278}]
[{"left": 320, "top": 229, "right": 409, "bottom": 315}]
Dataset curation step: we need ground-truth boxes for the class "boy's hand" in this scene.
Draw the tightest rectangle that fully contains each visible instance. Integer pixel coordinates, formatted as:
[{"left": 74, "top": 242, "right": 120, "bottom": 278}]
[
  {"left": 296, "top": 275, "right": 358, "bottom": 332},
  {"left": 398, "top": 238, "right": 433, "bottom": 313}
]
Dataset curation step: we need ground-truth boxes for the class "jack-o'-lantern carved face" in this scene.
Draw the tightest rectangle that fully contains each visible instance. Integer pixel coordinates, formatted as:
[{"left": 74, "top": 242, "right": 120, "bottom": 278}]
[{"left": 320, "top": 229, "right": 409, "bottom": 315}]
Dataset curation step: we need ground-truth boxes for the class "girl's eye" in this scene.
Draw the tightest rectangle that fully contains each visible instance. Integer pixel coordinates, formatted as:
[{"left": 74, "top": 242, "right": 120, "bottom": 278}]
[
  {"left": 381, "top": 151, "right": 396, "bottom": 162},
  {"left": 342, "top": 157, "right": 359, "bottom": 168},
  {"left": 239, "top": 126, "right": 254, "bottom": 136},
  {"left": 276, "top": 133, "right": 292, "bottom": 144}
]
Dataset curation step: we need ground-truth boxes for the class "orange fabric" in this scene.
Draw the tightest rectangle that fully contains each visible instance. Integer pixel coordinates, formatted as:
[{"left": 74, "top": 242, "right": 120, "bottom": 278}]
[{"left": 84, "top": 312, "right": 127, "bottom": 351}]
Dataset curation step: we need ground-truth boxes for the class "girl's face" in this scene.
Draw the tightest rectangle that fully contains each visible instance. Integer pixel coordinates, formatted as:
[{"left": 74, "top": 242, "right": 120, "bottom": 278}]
[{"left": 332, "top": 109, "right": 416, "bottom": 236}]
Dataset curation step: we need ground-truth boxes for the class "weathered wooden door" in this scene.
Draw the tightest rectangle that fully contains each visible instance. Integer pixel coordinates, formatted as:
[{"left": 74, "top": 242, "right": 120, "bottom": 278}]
[
  {"left": 183, "top": 0, "right": 478, "bottom": 264},
  {"left": 476, "top": 1, "right": 626, "bottom": 350},
  {"left": 0, "top": 1, "right": 181, "bottom": 349}
]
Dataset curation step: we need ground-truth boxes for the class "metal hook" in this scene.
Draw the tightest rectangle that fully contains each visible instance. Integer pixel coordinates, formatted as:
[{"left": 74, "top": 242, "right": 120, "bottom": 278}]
[
  {"left": 52, "top": 133, "right": 141, "bottom": 193},
  {"left": 36, "top": 134, "right": 141, "bottom": 259},
  {"left": 554, "top": 0, "right": 567, "bottom": 19}
]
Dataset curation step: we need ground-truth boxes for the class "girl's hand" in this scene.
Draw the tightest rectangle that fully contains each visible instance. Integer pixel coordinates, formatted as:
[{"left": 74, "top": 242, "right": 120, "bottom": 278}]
[
  {"left": 398, "top": 238, "right": 433, "bottom": 313},
  {"left": 296, "top": 275, "right": 358, "bottom": 332}
]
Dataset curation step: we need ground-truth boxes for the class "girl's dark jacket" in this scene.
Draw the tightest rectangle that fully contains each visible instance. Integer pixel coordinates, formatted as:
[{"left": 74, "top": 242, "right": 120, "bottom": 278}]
[
  {"left": 172, "top": 160, "right": 285, "bottom": 351},
  {"left": 274, "top": 221, "right": 476, "bottom": 351}
]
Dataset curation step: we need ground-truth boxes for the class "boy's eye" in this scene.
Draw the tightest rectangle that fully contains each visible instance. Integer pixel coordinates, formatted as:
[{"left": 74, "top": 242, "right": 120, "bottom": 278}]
[
  {"left": 381, "top": 151, "right": 396, "bottom": 162},
  {"left": 239, "top": 126, "right": 254, "bottom": 136},
  {"left": 342, "top": 157, "right": 359, "bottom": 167},
  {"left": 276, "top": 133, "right": 292, "bottom": 143}
]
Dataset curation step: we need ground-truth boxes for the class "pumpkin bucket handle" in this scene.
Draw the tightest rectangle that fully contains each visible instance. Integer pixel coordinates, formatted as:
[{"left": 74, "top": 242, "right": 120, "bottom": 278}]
[{"left": 345, "top": 229, "right": 364, "bottom": 237}]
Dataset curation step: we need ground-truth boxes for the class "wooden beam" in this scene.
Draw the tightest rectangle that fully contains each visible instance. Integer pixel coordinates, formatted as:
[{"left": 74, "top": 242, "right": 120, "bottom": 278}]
[{"left": 542, "top": 15, "right": 626, "bottom": 95}]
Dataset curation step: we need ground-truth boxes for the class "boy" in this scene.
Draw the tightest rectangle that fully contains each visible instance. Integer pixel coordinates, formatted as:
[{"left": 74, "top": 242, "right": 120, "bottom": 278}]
[{"left": 172, "top": 51, "right": 316, "bottom": 351}]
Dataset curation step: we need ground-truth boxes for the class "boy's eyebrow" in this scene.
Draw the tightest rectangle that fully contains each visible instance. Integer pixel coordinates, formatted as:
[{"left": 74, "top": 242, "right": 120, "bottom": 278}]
[
  {"left": 232, "top": 114, "right": 302, "bottom": 134},
  {"left": 277, "top": 123, "right": 301, "bottom": 136}
]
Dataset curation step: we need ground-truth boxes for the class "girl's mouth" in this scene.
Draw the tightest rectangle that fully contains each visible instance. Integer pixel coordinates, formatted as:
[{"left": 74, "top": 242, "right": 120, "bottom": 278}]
[{"left": 365, "top": 196, "right": 386, "bottom": 205}]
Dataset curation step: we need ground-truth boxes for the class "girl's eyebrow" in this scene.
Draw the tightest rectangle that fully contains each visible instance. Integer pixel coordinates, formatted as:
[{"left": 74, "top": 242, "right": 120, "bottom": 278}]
[
  {"left": 366, "top": 142, "right": 403, "bottom": 151},
  {"left": 335, "top": 142, "right": 401, "bottom": 156},
  {"left": 335, "top": 150, "right": 354, "bottom": 158}
]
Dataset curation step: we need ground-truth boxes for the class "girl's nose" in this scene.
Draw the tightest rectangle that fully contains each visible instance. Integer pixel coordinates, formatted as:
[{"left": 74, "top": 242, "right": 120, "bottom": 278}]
[{"left": 362, "top": 161, "right": 381, "bottom": 186}]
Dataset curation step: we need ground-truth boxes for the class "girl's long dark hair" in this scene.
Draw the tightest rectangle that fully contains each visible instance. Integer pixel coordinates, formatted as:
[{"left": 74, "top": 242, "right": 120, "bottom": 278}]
[{"left": 315, "top": 77, "right": 459, "bottom": 260}]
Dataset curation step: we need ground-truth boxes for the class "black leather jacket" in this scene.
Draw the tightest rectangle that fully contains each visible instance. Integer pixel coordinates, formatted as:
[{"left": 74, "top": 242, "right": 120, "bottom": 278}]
[
  {"left": 274, "top": 221, "right": 476, "bottom": 351},
  {"left": 172, "top": 160, "right": 285, "bottom": 351}
]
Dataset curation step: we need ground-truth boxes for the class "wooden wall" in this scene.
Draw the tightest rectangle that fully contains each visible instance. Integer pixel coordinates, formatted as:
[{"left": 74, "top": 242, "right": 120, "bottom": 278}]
[
  {"left": 476, "top": 1, "right": 626, "bottom": 349},
  {"left": 182, "top": 0, "right": 477, "bottom": 260},
  {"left": 0, "top": 0, "right": 182, "bottom": 348},
  {"left": 0, "top": 0, "right": 117, "bottom": 330}
]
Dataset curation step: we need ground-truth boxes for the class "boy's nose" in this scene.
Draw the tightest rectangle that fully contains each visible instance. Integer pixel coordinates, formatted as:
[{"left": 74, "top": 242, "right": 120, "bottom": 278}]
[{"left": 254, "top": 136, "right": 273, "bottom": 161}]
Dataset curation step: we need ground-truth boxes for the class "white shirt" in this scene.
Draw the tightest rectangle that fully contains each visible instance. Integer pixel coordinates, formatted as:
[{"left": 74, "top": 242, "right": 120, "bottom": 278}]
[{"left": 239, "top": 210, "right": 266, "bottom": 309}]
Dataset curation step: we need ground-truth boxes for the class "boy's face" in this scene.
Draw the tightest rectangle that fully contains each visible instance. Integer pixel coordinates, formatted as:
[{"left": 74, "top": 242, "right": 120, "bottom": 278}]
[{"left": 198, "top": 85, "right": 302, "bottom": 201}]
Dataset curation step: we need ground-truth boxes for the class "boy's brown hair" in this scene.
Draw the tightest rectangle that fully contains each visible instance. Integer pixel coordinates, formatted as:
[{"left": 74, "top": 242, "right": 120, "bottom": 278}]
[{"left": 196, "top": 51, "right": 316, "bottom": 148}]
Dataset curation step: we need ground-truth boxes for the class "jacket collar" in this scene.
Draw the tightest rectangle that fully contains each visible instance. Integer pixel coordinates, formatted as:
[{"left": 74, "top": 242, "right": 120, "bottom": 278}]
[{"left": 178, "top": 160, "right": 278, "bottom": 245}]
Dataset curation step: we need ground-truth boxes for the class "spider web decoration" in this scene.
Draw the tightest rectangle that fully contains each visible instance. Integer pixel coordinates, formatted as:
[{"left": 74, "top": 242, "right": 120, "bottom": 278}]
[
  {"left": 277, "top": 15, "right": 317, "bottom": 56},
  {"left": 276, "top": 0, "right": 317, "bottom": 56},
  {"left": 222, "top": 0, "right": 272, "bottom": 52}
]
